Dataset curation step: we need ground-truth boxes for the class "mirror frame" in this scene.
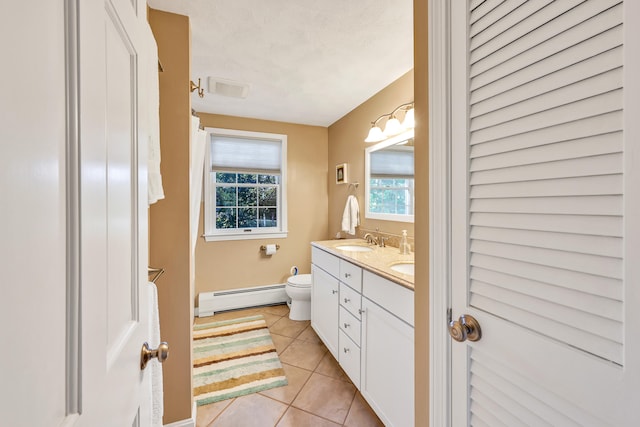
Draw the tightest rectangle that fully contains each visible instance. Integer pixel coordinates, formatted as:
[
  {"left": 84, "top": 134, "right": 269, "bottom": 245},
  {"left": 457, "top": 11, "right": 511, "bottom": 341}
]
[{"left": 364, "top": 129, "right": 415, "bottom": 223}]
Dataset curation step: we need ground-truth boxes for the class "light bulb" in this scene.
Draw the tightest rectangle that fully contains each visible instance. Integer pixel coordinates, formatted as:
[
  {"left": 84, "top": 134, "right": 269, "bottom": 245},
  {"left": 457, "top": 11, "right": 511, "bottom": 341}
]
[
  {"left": 383, "top": 117, "right": 403, "bottom": 136},
  {"left": 365, "top": 126, "right": 386, "bottom": 142},
  {"left": 402, "top": 108, "right": 415, "bottom": 129}
]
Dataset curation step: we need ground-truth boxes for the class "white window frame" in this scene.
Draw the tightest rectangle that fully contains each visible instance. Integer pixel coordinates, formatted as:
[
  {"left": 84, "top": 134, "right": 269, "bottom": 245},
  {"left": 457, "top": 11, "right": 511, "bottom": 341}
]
[{"left": 203, "top": 127, "right": 287, "bottom": 242}]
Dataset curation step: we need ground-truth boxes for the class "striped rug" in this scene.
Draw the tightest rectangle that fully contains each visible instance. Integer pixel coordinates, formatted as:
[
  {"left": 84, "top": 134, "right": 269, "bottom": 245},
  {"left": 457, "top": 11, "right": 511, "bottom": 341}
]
[{"left": 193, "top": 314, "right": 288, "bottom": 406}]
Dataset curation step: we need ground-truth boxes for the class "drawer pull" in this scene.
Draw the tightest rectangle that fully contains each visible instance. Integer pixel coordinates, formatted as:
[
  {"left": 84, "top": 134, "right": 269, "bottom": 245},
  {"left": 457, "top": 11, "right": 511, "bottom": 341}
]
[
  {"left": 344, "top": 298, "right": 350, "bottom": 303},
  {"left": 332, "top": 290, "right": 338, "bottom": 295},
  {"left": 343, "top": 323, "right": 350, "bottom": 328},
  {"left": 344, "top": 273, "right": 351, "bottom": 278},
  {"left": 343, "top": 347, "right": 350, "bottom": 354}
]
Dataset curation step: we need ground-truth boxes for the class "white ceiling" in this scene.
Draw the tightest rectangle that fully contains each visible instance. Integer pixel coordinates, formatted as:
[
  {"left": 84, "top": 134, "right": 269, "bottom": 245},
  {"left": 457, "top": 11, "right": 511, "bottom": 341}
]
[{"left": 147, "top": 0, "right": 414, "bottom": 127}]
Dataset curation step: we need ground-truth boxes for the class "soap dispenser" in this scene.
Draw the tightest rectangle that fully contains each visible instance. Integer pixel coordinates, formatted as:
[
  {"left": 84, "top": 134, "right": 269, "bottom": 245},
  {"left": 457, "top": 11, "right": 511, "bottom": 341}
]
[{"left": 399, "top": 230, "right": 411, "bottom": 254}]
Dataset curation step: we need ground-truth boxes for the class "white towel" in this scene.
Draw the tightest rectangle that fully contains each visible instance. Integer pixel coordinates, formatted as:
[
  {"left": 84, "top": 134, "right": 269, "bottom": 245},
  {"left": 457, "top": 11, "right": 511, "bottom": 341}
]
[
  {"left": 148, "top": 35, "right": 164, "bottom": 205},
  {"left": 148, "top": 281, "right": 163, "bottom": 427},
  {"left": 341, "top": 195, "right": 360, "bottom": 235}
]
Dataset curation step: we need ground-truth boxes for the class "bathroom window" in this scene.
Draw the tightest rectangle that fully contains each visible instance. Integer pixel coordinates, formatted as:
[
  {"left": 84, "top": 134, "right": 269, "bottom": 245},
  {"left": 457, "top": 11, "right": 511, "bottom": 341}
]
[
  {"left": 367, "top": 145, "right": 414, "bottom": 218},
  {"left": 369, "top": 178, "right": 414, "bottom": 215},
  {"left": 203, "top": 128, "right": 287, "bottom": 241}
]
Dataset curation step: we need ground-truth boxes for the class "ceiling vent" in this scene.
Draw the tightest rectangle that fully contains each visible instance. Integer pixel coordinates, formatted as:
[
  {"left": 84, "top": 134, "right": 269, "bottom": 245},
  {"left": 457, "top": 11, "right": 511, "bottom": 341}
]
[{"left": 207, "top": 77, "right": 250, "bottom": 99}]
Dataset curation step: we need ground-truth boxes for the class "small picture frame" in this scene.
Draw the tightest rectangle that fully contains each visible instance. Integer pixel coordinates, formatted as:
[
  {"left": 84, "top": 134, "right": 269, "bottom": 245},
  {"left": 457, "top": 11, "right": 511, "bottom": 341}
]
[{"left": 336, "top": 163, "right": 348, "bottom": 184}]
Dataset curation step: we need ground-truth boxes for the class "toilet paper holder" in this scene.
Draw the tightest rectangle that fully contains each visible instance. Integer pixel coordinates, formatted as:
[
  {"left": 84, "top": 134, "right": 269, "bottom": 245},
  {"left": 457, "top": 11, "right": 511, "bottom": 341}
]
[{"left": 260, "top": 244, "right": 280, "bottom": 252}]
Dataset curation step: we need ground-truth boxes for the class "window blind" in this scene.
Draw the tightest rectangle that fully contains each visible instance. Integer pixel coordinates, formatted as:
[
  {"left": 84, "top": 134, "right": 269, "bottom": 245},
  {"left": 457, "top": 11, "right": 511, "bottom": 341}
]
[
  {"left": 370, "top": 148, "right": 414, "bottom": 178},
  {"left": 211, "top": 136, "right": 281, "bottom": 172}
]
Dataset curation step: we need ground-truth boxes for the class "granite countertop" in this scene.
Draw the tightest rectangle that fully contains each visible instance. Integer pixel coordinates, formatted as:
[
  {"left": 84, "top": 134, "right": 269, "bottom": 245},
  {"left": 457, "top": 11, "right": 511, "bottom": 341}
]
[{"left": 311, "top": 239, "right": 415, "bottom": 291}]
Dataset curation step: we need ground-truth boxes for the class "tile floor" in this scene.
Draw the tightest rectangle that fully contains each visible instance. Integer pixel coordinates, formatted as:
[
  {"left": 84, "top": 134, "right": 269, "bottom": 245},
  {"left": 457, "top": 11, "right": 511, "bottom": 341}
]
[{"left": 194, "top": 304, "right": 384, "bottom": 427}]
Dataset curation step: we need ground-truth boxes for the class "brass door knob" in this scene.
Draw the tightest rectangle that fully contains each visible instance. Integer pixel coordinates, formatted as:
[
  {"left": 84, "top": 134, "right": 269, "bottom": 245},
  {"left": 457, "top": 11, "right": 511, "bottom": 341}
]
[
  {"left": 140, "top": 341, "right": 169, "bottom": 370},
  {"left": 448, "top": 314, "right": 481, "bottom": 342}
]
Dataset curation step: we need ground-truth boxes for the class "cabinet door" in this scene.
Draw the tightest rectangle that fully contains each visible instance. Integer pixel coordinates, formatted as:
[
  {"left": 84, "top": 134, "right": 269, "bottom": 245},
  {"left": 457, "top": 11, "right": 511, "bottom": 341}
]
[
  {"left": 311, "top": 264, "right": 339, "bottom": 358},
  {"left": 361, "top": 297, "right": 414, "bottom": 427},
  {"left": 339, "top": 330, "right": 361, "bottom": 388}
]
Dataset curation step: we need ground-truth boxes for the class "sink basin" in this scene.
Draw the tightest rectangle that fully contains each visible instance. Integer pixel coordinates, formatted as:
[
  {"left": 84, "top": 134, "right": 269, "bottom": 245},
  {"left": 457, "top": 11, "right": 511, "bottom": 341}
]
[
  {"left": 335, "top": 245, "right": 374, "bottom": 252},
  {"left": 390, "top": 262, "right": 414, "bottom": 275}
]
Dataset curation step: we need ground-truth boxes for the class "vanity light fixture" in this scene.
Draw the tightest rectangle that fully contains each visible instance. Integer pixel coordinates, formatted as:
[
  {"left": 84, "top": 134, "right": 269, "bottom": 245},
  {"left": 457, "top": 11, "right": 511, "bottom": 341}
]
[{"left": 364, "top": 102, "right": 415, "bottom": 142}]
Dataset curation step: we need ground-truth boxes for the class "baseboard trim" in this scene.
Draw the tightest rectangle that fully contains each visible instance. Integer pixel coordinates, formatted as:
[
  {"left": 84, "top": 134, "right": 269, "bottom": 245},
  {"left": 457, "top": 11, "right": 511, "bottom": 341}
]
[
  {"left": 163, "top": 402, "right": 196, "bottom": 427},
  {"left": 197, "top": 283, "right": 288, "bottom": 317}
]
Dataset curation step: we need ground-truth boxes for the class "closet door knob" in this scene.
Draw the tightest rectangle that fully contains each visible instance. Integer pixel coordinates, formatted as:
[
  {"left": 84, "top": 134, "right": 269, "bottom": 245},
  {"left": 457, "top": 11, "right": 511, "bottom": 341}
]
[{"left": 448, "top": 314, "right": 481, "bottom": 343}]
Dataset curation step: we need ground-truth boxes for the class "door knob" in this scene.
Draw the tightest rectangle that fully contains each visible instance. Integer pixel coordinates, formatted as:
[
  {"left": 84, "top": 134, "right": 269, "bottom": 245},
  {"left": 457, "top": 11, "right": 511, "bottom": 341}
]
[
  {"left": 448, "top": 314, "right": 481, "bottom": 342},
  {"left": 140, "top": 341, "right": 169, "bottom": 370}
]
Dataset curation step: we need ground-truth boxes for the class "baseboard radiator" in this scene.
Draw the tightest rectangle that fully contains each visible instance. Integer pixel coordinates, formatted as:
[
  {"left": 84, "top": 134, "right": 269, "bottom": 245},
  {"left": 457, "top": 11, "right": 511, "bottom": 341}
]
[{"left": 197, "top": 284, "right": 288, "bottom": 317}]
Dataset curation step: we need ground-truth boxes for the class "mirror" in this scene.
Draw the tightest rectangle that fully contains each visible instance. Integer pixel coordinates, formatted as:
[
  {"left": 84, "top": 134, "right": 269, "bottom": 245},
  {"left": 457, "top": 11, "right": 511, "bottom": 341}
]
[{"left": 364, "top": 130, "right": 414, "bottom": 223}]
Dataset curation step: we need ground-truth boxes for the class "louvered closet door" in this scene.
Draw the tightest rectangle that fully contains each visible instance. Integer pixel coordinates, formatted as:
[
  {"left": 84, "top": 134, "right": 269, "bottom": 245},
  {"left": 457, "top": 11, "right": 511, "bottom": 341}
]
[{"left": 450, "top": 1, "right": 640, "bottom": 426}]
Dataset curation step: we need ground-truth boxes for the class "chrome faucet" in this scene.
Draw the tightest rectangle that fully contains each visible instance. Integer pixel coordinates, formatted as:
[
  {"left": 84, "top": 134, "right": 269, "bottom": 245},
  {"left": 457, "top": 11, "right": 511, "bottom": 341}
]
[{"left": 363, "top": 233, "right": 378, "bottom": 246}]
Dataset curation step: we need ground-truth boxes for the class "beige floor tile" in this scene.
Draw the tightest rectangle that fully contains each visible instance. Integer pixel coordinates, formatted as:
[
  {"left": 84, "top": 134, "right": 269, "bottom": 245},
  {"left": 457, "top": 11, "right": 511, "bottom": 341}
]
[
  {"left": 259, "top": 363, "right": 313, "bottom": 404},
  {"left": 262, "top": 304, "right": 290, "bottom": 317},
  {"left": 343, "top": 392, "right": 384, "bottom": 427},
  {"left": 210, "top": 393, "right": 287, "bottom": 427},
  {"left": 292, "top": 372, "right": 356, "bottom": 424},
  {"left": 262, "top": 312, "right": 283, "bottom": 327},
  {"left": 195, "top": 399, "right": 235, "bottom": 427},
  {"left": 276, "top": 407, "right": 340, "bottom": 427},
  {"left": 269, "top": 316, "right": 309, "bottom": 338},
  {"left": 314, "top": 352, "right": 349, "bottom": 382},
  {"left": 296, "top": 324, "right": 323, "bottom": 344},
  {"left": 279, "top": 339, "right": 328, "bottom": 371},
  {"left": 270, "top": 333, "right": 294, "bottom": 354}
]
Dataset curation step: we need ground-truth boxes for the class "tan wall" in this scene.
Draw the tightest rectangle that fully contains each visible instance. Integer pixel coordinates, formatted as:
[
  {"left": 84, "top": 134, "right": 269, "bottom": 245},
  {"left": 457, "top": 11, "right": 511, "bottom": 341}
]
[
  {"left": 413, "top": 0, "right": 430, "bottom": 425},
  {"left": 194, "top": 114, "right": 329, "bottom": 296},
  {"left": 327, "top": 70, "right": 415, "bottom": 244},
  {"left": 148, "top": 9, "right": 193, "bottom": 425}
]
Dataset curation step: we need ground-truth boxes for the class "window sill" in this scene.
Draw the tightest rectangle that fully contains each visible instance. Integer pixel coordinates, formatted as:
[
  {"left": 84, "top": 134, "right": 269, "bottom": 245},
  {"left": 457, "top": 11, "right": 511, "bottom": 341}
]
[{"left": 203, "top": 232, "right": 288, "bottom": 242}]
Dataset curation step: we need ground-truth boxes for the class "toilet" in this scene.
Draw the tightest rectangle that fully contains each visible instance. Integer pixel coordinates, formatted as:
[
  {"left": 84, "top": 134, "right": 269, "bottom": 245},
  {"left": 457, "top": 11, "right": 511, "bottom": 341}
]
[{"left": 285, "top": 274, "right": 312, "bottom": 321}]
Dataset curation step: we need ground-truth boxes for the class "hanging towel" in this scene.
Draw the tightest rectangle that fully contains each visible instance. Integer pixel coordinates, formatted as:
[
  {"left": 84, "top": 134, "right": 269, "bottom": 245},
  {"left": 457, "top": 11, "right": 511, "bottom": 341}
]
[
  {"left": 148, "top": 35, "right": 164, "bottom": 205},
  {"left": 148, "top": 281, "right": 163, "bottom": 427},
  {"left": 341, "top": 195, "right": 360, "bottom": 235}
]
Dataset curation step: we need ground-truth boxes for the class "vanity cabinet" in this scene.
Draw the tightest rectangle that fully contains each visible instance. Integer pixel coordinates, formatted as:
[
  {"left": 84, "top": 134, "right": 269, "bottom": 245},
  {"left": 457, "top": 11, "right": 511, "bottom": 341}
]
[
  {"left": 361, "top": 272, "right": 414, "bottom": 427},
  {"left": 311, "top": 264, "right": 339, "bottom": 357},
  {"left": 311, "top": 245, "right": 415, "bottom": 427}
]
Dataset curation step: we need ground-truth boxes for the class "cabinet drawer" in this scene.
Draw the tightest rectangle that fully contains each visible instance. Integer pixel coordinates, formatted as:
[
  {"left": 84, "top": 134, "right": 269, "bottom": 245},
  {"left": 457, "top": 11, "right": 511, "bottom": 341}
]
[
  {"left": 340, "top": 282, "right": 362, "bottom": 320},
  {"left": 363, "top": 270, "right": 414, "bottom": 327},
  {"left": 339, "top": 330, "right": 361, "bottom": 388},
  {"left": 339, "top": 305, "right": 361, "bottom": 346},
  {"left": 312, "top": 246, "right": 339, "bottom": 277},
  {"left": 339, "top": 260, "right": 362, "bottom": 292}
]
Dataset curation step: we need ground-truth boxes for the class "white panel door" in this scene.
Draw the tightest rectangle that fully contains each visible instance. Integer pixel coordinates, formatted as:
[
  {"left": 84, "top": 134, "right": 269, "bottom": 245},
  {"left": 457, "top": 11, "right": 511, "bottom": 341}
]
[
  {"left": 0, "top": 1, "right": 157, "bottom": 426},
  {"left": 77, "top": 0, "right": 155, "bottom": 425},
  {"left": 449, "top": 1, "right": 640, "bottom": 426}
]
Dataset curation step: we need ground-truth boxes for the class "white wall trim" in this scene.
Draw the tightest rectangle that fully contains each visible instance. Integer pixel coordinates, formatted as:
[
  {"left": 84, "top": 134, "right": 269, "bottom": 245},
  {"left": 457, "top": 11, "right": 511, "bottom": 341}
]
[
  {"left": 428, "top": 0, "right": 452, "bottom": 426},
  {"left": 163, "top": 402, "right": 196, "bottom": 427},
  {"left": 197, "top": 283, "right": 288, "bottom": 317}
]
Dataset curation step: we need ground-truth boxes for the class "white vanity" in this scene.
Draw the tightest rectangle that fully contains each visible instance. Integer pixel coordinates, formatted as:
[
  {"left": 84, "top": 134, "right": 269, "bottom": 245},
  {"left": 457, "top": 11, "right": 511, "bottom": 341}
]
[{"left": 311, "top": 240, "right": 414, "bottom": 427}]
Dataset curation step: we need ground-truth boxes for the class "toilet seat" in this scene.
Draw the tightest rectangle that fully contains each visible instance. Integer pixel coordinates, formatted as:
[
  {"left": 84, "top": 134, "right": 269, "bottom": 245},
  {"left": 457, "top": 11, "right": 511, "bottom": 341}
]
[{"left": 287, "top": 274, "right": 311, "bottom": 288}]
